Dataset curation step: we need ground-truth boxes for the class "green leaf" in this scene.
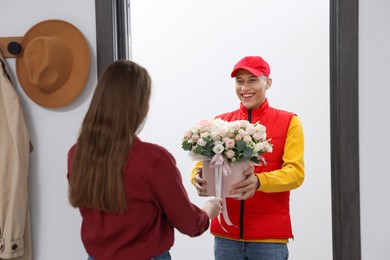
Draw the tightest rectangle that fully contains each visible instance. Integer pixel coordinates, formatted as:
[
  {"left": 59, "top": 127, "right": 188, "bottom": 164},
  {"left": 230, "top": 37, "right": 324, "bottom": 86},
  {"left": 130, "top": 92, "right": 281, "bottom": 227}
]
[
  {"left": 203, "top": 136, "right": 212, "bottom": 143},
  {"left": 243, "top": 147, "right": 253, "bottom": 158},
  {"left": 194, "top": 146, "right": 204, "bottom": 154},
  {"left": 250, "top": 157, "right": 260, "bottom": 164},
  {"left": 236, "top": 140, "right": 246, "bottom": 152},
  {"left": 203, "top": 149, "right": 213, "bottom": 157},
  {"left": 181, "top": 141, "right": 192, "bottom": 151}
]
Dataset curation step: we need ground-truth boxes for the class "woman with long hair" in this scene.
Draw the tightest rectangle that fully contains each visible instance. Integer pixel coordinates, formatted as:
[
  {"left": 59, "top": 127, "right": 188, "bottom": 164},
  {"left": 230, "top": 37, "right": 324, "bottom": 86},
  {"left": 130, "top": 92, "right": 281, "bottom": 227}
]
[{"left": 67, "top": 60, "right": 221, "bottom": 260}]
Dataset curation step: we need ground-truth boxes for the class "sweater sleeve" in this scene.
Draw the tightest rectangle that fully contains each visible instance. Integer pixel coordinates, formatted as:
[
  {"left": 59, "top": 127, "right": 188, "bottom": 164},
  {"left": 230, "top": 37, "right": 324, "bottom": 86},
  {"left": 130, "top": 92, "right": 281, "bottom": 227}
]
[
  {"left": 150, "top": 151, "right": 209, "bottom": 237},
  {"left": 258, "top": 115, "right": 305, "bottom": 192}
]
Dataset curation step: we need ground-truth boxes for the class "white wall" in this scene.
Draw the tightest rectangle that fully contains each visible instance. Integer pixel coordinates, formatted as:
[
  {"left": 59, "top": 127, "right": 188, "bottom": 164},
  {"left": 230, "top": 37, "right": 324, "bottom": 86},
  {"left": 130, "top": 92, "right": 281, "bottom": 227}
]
[
  {"left": 0, "top": 0, "right": 331, "bottom": 259},
  {"left": 359, "top": 0, "right": 390, "bottom": 259},
  {"left": 1, "top": 0, "right": 97, "bottom": 259},
  {"left": 131, "top": 1, "right": 331, "bottom": 259}
]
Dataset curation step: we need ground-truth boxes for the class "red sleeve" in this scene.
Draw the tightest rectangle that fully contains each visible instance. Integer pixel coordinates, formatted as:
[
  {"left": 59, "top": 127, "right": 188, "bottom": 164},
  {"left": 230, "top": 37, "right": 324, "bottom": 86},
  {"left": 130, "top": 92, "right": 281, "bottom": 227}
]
[{"left": 149, "top": 151, "right": 210, "bottom": 237}]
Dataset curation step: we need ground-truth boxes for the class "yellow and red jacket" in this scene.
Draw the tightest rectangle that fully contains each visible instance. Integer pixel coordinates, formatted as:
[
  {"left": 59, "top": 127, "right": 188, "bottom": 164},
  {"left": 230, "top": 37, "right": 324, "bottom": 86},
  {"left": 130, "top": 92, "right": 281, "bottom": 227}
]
[{"left": 191, "top": 99, "right": 305, "bottom": 242}]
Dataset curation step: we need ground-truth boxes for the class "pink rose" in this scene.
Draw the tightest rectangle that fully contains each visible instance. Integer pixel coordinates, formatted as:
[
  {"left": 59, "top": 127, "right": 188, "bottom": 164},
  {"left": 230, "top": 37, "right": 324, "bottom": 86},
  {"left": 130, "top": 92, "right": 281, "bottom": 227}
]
[
  {"left": 243, "top": 135, "right": 252, "bottom": 143},
  {"left": 183, "top": 131, "right": 192, "bottom": 139},
  {"left": 225, "top": 149, "right": 235, "bottom": 159},
  {"left": 231, "top": 123, "right": 241, "bottom": 132},
  {"left": 225, "top": 139, "right": 235, "bottom": 149},
  {"left": 197, "top": 119, "right": 212, "bottom": 129},
  {"left": 191, "top": 134, "right": 199, "bottom": 142},
  {"left": 252, "top": 132, "right": 263, "bottom": 141}
]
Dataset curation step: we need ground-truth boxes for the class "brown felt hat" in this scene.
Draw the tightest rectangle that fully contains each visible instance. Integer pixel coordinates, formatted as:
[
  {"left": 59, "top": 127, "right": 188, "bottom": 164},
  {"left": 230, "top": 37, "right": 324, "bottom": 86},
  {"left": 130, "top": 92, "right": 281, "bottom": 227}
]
[{"left": 16, "top": 19, "right": 90, "bottom": 108}]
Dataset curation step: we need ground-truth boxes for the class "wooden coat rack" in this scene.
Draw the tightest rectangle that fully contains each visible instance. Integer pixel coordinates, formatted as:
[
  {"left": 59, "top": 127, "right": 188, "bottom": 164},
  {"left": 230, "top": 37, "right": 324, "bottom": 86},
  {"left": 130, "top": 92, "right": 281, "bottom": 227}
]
[{"left": 0, "top": 37, "right": 23, "bottom": 58}]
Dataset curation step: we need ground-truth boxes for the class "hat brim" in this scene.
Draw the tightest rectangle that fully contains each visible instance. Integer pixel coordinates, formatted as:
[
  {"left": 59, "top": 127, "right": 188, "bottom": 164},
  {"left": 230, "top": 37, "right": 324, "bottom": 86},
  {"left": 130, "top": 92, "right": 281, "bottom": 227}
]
[
  {"left": 16, "top": 19, "right": 90, "bottom": 108},
  {"left": 231, "top": 67, "right": 264, "bottom": 78}
]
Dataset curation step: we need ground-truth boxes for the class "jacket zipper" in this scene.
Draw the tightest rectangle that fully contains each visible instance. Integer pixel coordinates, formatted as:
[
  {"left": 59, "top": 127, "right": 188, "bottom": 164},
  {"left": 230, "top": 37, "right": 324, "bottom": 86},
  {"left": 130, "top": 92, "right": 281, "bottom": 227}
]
[{"left": 240, "top": 109, "right": 252, "bottom": 239}]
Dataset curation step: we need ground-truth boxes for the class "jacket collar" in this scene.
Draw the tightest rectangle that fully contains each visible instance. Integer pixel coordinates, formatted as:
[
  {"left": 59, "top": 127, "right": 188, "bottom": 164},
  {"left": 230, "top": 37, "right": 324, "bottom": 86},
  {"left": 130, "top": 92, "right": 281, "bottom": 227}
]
[{"left": 239, "top": 98, "right": 269, "bottom": 118}]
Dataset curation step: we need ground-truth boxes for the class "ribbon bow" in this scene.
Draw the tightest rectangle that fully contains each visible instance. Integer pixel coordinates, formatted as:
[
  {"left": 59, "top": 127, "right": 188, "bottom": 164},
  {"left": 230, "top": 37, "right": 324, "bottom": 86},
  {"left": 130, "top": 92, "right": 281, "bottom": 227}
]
[{"left": 209, "top": 154, "right": 236, "bottom": 230}]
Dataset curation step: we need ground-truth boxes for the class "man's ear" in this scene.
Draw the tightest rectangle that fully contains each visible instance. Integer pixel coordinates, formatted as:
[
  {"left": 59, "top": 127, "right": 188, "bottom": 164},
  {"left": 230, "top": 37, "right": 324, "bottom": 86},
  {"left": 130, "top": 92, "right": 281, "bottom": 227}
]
[{"left": 266, "top": 78, "right": 272, "bottom": 89}]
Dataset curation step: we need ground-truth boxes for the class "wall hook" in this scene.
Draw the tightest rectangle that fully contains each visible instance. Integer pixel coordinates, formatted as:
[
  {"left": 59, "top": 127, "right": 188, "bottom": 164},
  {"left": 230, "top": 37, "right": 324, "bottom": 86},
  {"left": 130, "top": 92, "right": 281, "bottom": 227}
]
[
  {"left": 8, "top": 41, "right": 22, "bottom": 55},
  {"left": 0, "top": 37, "right": 23, "bottom": 58}
]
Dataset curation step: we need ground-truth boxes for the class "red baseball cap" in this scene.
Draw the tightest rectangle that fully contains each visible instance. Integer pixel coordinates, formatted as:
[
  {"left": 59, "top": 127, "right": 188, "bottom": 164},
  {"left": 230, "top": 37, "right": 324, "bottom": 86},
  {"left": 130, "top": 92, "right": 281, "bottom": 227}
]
[{"left": 230, "top": 56, "right": 270, "bottom": 78}]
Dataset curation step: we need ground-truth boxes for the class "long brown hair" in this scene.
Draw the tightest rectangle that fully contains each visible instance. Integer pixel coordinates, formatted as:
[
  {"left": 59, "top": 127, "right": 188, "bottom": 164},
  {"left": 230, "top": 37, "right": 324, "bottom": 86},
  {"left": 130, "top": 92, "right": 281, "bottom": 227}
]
[{"left": 68, "top": 60, "right": 151, "bottom": 213}]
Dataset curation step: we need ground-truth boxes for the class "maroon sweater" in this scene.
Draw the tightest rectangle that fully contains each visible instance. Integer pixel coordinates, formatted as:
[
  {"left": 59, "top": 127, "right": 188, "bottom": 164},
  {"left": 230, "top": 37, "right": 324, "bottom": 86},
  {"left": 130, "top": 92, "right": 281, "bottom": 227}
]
[{"left": 67, "top": 138, "right": 209, "bottom": 260}]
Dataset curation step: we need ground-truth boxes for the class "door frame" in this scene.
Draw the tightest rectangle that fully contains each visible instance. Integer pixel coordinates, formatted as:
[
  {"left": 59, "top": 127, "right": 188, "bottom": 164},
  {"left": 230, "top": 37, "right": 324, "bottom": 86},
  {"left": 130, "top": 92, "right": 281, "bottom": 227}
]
[{"left": 94, "top": 0, "right": 361, "bottom": 258}]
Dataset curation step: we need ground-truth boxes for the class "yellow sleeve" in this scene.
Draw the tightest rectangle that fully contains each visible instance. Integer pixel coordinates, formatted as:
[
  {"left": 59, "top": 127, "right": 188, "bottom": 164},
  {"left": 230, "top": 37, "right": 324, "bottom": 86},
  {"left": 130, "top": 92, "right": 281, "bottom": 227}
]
[
  {"left": 190, "top": 161, "right": 203, "bottom": 185},
  {"left": 258, "top": 115, "right": 305, "bottom": 192}
]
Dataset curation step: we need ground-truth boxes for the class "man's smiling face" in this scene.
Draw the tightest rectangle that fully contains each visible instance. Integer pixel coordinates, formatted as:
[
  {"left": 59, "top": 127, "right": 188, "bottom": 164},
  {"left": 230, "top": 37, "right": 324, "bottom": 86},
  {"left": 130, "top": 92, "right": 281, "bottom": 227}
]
[{"left": 235, "top": 69, "right": 271, "bottom": 109}]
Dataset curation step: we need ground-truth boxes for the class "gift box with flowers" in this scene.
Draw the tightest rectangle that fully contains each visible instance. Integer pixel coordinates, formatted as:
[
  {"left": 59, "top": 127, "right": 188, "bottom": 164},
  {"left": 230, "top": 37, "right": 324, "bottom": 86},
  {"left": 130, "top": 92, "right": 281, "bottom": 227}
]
[{"left": 181, "top": 118, "right": 273, "bottom": 198}]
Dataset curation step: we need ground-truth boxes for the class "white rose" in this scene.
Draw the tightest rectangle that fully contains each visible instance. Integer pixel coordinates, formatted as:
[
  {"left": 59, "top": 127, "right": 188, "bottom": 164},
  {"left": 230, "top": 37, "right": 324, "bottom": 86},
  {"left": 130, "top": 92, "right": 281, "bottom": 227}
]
[
  {"left": 213, "top": 143, "right": 225, "bottom": 154},
  {"left": 197, "top": 138, "right": 207, "bottom": 147}
]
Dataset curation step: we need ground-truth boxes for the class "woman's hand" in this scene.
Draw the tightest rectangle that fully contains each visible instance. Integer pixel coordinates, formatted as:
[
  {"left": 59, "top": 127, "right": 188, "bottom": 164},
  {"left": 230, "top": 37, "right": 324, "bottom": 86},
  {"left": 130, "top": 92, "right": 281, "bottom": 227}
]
[{"left": 202, "top": 198, "right": 222, "bottom": 219}]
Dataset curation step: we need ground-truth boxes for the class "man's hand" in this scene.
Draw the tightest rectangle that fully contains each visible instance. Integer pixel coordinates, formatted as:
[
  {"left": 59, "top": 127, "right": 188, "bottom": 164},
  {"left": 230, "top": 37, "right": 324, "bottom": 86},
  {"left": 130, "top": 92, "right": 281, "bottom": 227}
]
[
  {"left": 194, "top": 168, "right": 208, "bottom": 196},
  {"left": 229, "top": 166, "right": 260, "bottom": 200}
]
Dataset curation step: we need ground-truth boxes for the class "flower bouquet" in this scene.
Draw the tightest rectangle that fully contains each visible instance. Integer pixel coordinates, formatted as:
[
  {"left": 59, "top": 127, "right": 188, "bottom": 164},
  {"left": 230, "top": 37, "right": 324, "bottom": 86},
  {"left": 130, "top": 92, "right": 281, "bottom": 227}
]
[{"left": 181, "top": 118, "right": 273, "bottom": 198}]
